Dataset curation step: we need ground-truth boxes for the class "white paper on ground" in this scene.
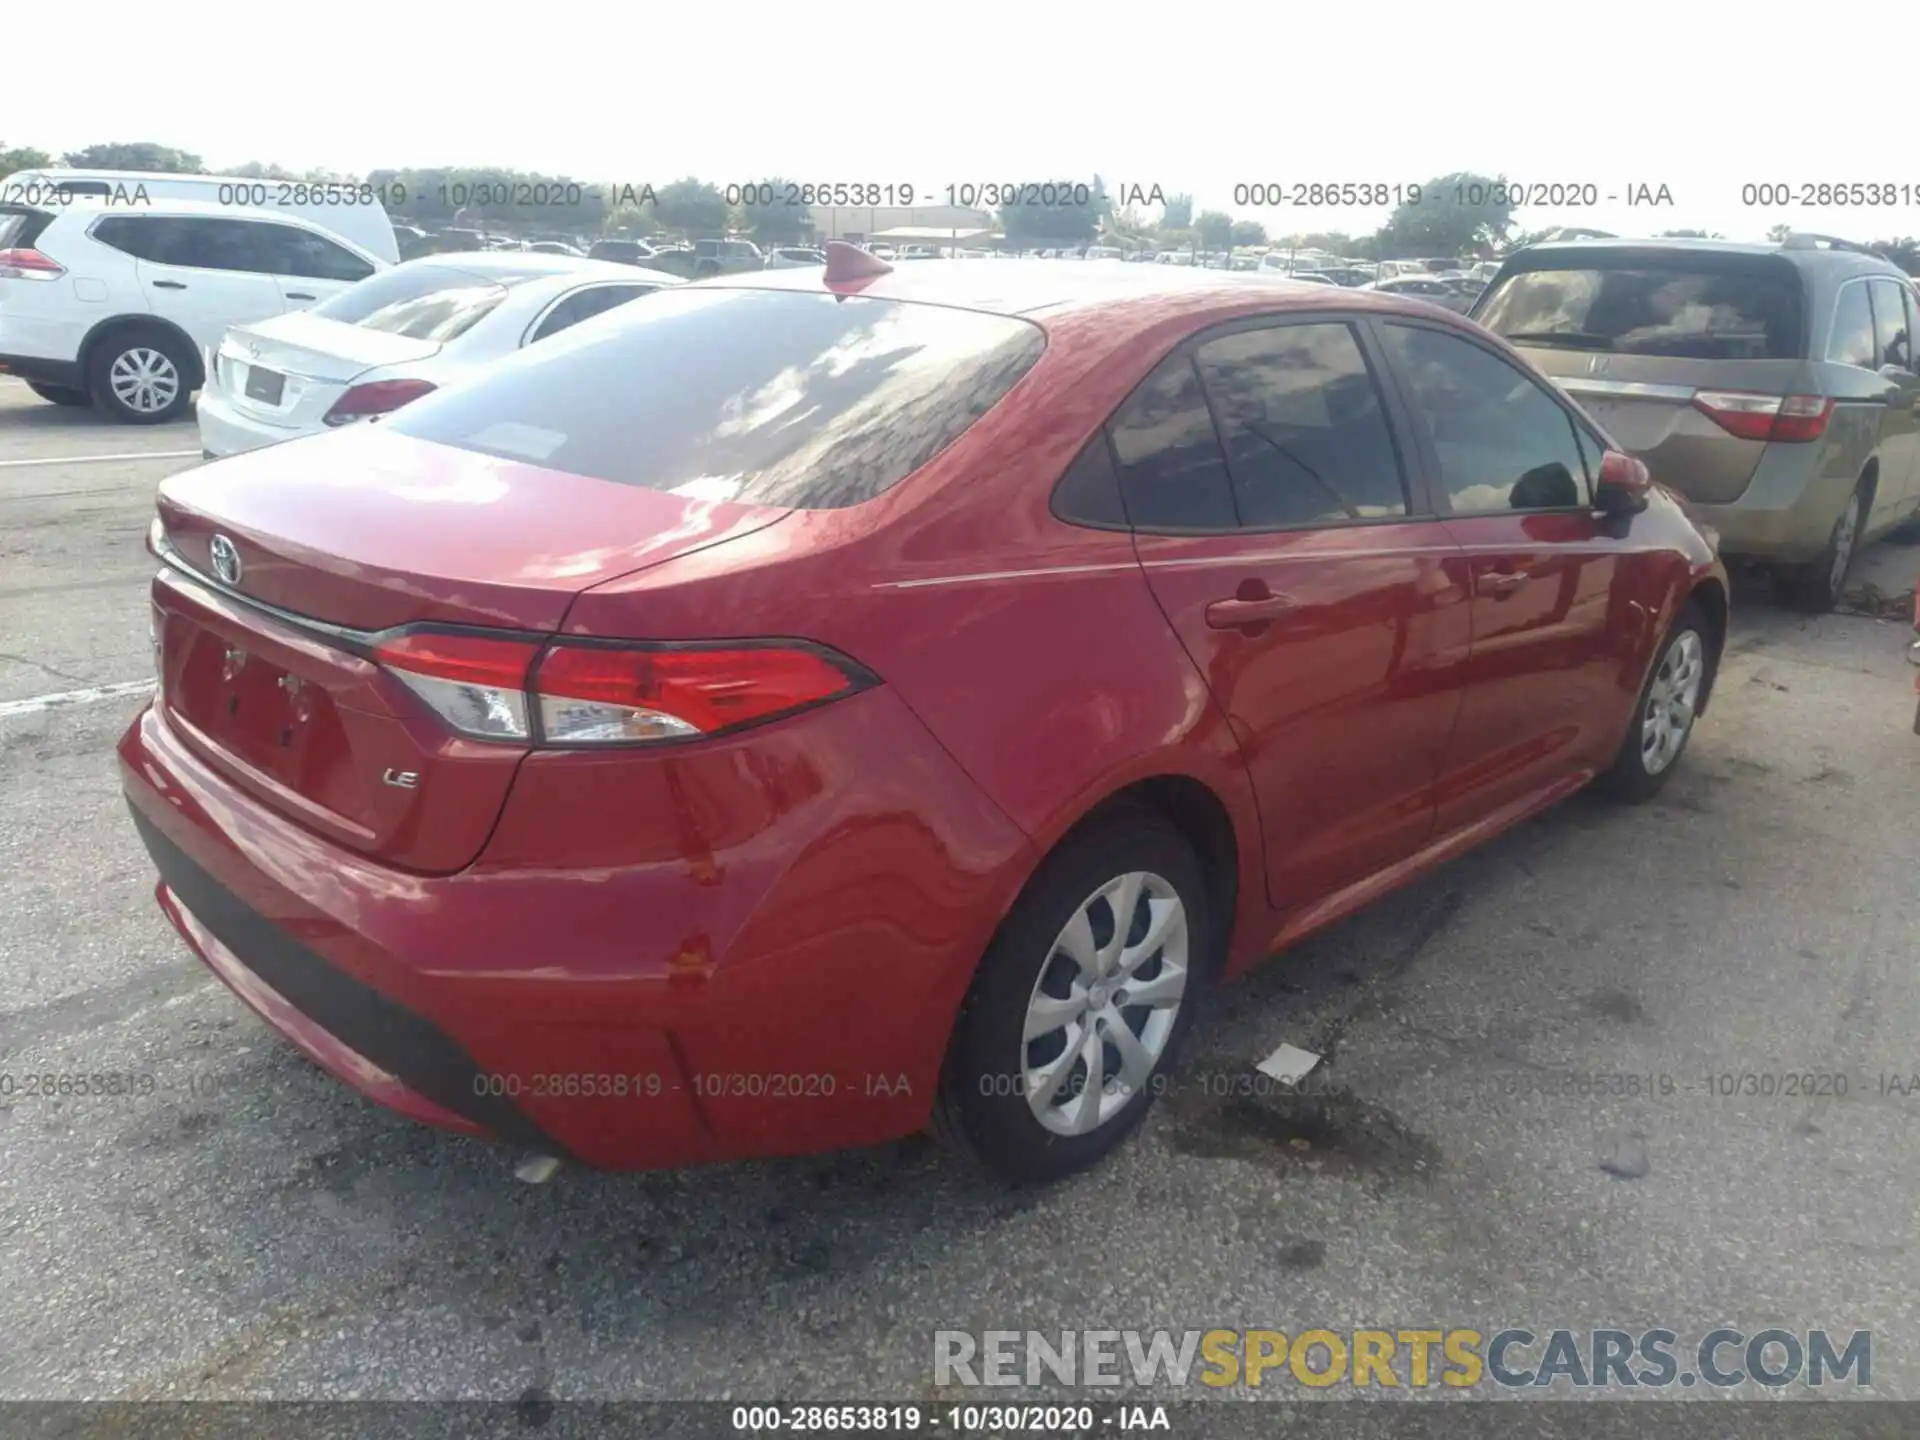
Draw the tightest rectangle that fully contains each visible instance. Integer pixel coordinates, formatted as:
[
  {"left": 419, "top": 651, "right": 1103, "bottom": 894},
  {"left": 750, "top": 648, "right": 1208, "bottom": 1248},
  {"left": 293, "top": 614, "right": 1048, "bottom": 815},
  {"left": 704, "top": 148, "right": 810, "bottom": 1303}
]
[{"left": 1254, "top": 1042, "right": 1322, "bottom": 1087}]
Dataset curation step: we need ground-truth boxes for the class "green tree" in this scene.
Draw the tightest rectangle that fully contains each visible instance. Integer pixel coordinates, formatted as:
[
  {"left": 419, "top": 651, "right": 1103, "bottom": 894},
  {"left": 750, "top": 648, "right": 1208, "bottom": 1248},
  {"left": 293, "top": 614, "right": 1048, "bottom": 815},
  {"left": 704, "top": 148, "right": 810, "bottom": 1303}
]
[
  {"left": 1869, "top": 237, "right": 1919, "bottom": 275},
  {"left": 61, "top": 141, "right": 204, "bottom": 172},
  {"left": 653, "top": 177, "right": 729, "bottom": 238},
  {"left": 1658, "top": 228, "right": 1722, "bottom": 239},
  {"left": 998, "top": 180, "right": 1103, "bottom": 245},
  {"left": 1766, "top": 223, "right": 1792, "bottom": 243},
  {"left": 0, "top": 143, "right": 54, "bottom": 180},
  {"left": 1194, "top": 210, "right": 1234, "bottom": 250},
  {"left": 1229, "top": 219, "right": 1267, "bottom": 248},
  {"left": 1160, "top": 193, "right": 1194, "bottom": 230},
  {"left": 732, "top": 178, "right": 810, "bottom": 244},
  {"left": 1375, "top": 171, "right": 1515, "bottom": 258},
  {"left": 363, "top": 167, "right": 608, "bottom": 235},
  {"left": 229, "top": 161, "right": 296, "bottom": 180}
]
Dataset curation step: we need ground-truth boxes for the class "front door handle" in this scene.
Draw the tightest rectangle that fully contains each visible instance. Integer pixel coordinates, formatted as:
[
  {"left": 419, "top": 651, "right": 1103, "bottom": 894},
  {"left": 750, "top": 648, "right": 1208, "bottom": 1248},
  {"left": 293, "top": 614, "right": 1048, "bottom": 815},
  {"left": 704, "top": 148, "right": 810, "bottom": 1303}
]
[
  {"left": 1476, "top": 568, "right": 1531, "bottom": 598},
  {"left": 151, "top": 280, "right": 187, "bottom": 290},
  {"left": 1205, "top": 580, "right": 1296, "bottom": 630},
  {"left": 284, "top": 292, "right": 315, "bottom": 301}
]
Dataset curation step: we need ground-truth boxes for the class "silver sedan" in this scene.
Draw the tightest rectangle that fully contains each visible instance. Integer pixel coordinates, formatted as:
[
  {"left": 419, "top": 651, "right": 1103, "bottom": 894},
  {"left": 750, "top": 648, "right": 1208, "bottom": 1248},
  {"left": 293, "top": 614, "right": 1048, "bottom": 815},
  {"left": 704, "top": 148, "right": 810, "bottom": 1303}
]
[{"left": 197, "top": 253, "right": 683, "bottom": 458}]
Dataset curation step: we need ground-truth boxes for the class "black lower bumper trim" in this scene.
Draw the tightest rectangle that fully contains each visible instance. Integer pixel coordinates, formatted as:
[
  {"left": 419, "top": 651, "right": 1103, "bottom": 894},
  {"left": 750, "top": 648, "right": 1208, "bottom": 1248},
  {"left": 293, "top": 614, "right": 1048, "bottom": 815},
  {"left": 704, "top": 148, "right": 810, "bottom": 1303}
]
[
  {"left": 128, "top": 801, "right": 572, "bottom": 1160},
  {"left": 0, "top": 354, "right": 84, "bottom": 389}
]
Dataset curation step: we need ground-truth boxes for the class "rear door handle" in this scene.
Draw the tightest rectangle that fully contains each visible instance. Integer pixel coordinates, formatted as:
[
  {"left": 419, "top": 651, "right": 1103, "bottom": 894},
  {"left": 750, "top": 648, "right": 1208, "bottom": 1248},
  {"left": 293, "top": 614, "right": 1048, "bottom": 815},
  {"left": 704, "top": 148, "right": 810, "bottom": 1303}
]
[
  {"left": 1476, "top": 568, "right": 1531, "bottom": 598},
  {"left": 151, "top": 280, "right": 187, "bottom": 290},
  {"left": 284, "top": 292, "right": 315, "bottom": 301},
  {"left": 1205, "top": 582, "right": 1296, "bottom": 629}
]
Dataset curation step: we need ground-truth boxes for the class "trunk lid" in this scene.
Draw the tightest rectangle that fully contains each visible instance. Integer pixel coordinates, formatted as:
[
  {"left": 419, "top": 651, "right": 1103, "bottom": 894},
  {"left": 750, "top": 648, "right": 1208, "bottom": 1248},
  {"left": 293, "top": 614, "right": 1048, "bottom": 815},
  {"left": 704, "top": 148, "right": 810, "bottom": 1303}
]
[
  {"left": 213, "top": 311, "right": 443, "bottom": 434},
  {"left": 152, "top": 425, "right": 791, "bottom": 872}
]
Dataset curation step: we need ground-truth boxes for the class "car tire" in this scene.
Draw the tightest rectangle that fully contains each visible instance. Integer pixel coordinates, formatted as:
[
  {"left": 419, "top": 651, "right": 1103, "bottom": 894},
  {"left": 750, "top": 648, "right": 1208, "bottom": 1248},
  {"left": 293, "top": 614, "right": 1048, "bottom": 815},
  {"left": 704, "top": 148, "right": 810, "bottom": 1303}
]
[
  {"left": 86, "top": 328, "right": 194, "bottom": 424},
  {"left": 1782, "top": 481, "right": 1866, "bottom": 612},
  {"left": 1596, "top": 601, "right": 1712, "bottom": 803},
  {"left": 937, "top": 810, "right": 1208, "bottom": 1184},
  {"left": 26, "top": 382, "right": 90, "bottom": 407}
]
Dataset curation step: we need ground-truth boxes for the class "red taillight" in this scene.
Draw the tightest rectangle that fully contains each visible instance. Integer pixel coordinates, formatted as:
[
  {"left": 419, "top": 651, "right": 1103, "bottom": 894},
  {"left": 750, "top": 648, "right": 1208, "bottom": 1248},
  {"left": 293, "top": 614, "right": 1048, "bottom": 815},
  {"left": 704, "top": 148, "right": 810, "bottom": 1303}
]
[
  {"left": 0, "top": 248, "right": 65, "bottom": 280},
  {"left": 1692, "top": 391, "right": 1833, "bottom": 443},
  {"left": 322, "top": 378, "right": 437, "bottom": 427},
  {"left": 374, "top": 632, "right": 871, "bottom": 747}
]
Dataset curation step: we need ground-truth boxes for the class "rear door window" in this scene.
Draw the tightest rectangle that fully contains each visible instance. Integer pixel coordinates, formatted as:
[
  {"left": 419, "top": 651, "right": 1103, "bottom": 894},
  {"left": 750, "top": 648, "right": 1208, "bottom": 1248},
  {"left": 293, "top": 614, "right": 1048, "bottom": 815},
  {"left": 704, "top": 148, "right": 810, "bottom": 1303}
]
[
  {"left": 1827, "top": 281, "right": 1878, "bottom": 369},
  {"left": 1191, "top": 322, "right": 1409, "bottom": 526},
  {"left": 528, "top": 284, "right": 658, "bottom": 344},
  {"left": 386, "top": 287, "right": 1045, "bottom": 509},
  {"left": 250, "top": 223, "right": 376, "bottom": 283},
  {"left": 1476, "top": 252, "right": 1806, "bottom": 360},
  {"left": 1869, "top": 278, "right": 1913, "bottom": 370}
]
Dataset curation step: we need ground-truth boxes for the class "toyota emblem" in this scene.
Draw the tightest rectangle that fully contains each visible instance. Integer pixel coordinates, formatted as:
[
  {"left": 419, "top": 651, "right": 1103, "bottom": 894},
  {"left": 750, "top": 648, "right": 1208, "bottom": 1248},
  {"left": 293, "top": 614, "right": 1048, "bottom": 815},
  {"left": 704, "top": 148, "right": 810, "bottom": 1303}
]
[{"left": 209, "top": 534, "right": 242, "bottom": 586}]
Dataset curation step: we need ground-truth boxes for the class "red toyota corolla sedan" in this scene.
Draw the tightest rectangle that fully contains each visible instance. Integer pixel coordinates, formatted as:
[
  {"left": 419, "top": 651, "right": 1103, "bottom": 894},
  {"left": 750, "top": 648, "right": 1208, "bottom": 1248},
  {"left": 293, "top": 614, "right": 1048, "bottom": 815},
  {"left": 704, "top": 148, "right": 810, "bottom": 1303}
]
[{"left": 121, "top": 246, "right": 1728, "bottom": 1183}]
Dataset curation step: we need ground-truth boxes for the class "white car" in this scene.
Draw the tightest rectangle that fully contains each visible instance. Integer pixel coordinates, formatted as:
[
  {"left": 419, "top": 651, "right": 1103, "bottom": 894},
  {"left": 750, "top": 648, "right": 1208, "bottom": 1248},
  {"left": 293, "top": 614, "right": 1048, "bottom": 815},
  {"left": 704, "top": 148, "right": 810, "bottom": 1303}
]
[
  {"left": 1361, "top": 274, "right": 1476, "bottom": 313},
  {"left": 1, "top": 167, "right": 401, "bottom": 263},
  {"left": 197, "top": 253, "right": 680, "bottom": 459},
  {"left": 0, "top": 195, "right": 387, "bottom": 422}
]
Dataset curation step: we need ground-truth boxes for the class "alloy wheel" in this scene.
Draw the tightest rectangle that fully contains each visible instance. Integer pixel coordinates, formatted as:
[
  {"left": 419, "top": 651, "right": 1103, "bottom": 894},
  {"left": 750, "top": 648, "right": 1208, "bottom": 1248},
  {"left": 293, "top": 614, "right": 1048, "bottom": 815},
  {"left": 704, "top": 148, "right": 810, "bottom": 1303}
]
[
  {"left": 108, "top": 347, "right": 181, "bottom": 415},
  {"left": 1641, "top": 631, "right": 1704, "bottom": 775},
  {"left": 1021, "top": 870, "right": 1188, "bottom": 1137}
]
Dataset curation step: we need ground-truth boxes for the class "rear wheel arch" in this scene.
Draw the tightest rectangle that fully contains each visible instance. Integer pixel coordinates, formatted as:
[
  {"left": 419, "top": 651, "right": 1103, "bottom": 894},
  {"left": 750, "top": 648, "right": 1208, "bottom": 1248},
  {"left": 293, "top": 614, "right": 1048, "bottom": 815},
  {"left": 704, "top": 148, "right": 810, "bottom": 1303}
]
[{"left": 79, "top": 315, "right": 206, "bottom": 392}]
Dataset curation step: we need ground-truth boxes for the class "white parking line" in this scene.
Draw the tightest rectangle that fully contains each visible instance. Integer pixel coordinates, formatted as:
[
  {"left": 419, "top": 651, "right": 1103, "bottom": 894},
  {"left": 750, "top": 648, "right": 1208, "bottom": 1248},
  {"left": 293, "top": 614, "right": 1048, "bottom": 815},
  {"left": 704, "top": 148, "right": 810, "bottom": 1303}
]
[
  {"left": 0, "top": 450, "right": 199, "bottom": 468},
  {"left": 0, "top": 679, "right": 155, "bottom": 720}
]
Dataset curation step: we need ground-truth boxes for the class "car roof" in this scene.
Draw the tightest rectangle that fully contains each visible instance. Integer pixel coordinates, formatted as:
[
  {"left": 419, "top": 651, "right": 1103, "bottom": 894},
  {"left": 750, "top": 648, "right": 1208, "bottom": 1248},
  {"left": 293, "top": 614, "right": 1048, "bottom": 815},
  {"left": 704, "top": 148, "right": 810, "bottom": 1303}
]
[
  {"left": 701, "top": 257, "right": 1410, "bottom": 323},
  {"left": 1511, "top": 235, "right": 1905, "bottom": 276},
  {"left": 41, "top": 194, "right": 349, "bottom": 230}
]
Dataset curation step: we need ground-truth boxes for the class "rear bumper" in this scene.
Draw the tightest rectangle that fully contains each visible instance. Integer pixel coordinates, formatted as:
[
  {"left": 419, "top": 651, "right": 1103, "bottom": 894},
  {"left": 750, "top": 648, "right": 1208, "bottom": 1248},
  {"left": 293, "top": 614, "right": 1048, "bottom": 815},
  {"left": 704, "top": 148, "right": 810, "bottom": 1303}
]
[
  {"left": 1687, "top": 436, "right": 1872, "bottom": 565},
  {"left": 119, "top": 687, "right": 1032, "bottom": 1170},
  {"left": 196, "top": 385, "right": 307, "bottom": 460}
]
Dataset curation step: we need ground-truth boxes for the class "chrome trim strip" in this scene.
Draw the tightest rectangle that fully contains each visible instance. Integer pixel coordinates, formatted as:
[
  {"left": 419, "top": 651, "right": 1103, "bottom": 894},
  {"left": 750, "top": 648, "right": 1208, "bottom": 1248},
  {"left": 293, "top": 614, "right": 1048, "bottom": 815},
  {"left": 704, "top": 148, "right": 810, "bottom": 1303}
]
[
  {"left": 875, "top": 562, "right": 1141, "bottom": 590},
  {"left": 154, "top": 539, "right": 379, "bottom": 649},
  {"left": 1554, "top": 378, "right": 1697, "bottom": 401}
]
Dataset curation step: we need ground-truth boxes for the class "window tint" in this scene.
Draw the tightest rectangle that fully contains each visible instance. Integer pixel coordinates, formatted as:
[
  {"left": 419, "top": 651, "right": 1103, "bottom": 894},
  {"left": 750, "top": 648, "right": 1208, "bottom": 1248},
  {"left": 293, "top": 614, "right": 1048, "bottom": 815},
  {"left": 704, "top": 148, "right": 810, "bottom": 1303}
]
[
  {"left": 1476, "top": 254, "right": 1805, "bottom": 359},
  {"left": 1106, "top": 354, "right": 1237, "bottom": 530},
  {"left": 387, "top": 288, "right": 1045, "bottom": 510},
  {"left": 1191, "top": 322, "right": 1407, "bottom": 526},
  {"left": 529, "top": 285, "right": 656, "bottom": 344},
  {"left": 1051, "top": 434, "right": 1127, "bottom": 527},
  {"left": 253, "top": 223, "right": 375, "bottom": 282},
  {"left": 1870, "top": 278, "right": 1912, "bottom": 370},
  {"left": 1827, "top": 281, "right": 1878, "bottom": 369},
  {"left": 1905, "top": 287, "right": 1920, "bottom": 375},
  {"left": 1379, "top": 323, "right": 1590, "bottom": 514}
]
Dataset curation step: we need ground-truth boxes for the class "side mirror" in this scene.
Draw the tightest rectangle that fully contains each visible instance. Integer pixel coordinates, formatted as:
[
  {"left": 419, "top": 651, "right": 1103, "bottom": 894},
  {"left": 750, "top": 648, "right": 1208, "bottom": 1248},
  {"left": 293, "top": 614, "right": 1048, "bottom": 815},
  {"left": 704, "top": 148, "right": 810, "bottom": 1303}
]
[{"left": 1594, "top": 450, "right": 1652, "bottom": 516}]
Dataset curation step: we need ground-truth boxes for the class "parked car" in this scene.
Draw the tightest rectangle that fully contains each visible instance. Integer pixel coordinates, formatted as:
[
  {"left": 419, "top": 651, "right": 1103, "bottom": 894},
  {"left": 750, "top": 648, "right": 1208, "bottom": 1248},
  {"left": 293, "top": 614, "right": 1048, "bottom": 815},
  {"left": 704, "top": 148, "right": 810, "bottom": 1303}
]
[
  {"left": 0, "top": 196, "right": 386, "bottom": 422},
  {"left": 2, "top": 167, "right": 401, "bottom": 263},
  {"left": 1363, "top": 274, "right": 1475, "bottom": 313},
  {"left": 634, "top": 245, "right": 699, "bottom": 279},
  {"left": 198, "top": 253, "right": 681, "bottom": 459},
  {"left": 123, "top": 250, "right": 1726, "bottom": 1184},
  {"left": 763, "top": 247, "right": 827, "bottom": 269},
  {"left": 526, "top": 241, "right": 585, "bottom": 257},
  {"left": 1279, "top": 272, "right": 1338, "bottom": 285},
  {"left": 689, "top": 237, "right": 764, "bottom": 276},
  {"left": 1084, "top": 247, "right": 1127, "bottom": 262},
  {"left": 1473, "top": 235, "right": 1920, "bottom": 610},
  {"left": 586, "top": 239, "right": 657, "bottom": 266}
]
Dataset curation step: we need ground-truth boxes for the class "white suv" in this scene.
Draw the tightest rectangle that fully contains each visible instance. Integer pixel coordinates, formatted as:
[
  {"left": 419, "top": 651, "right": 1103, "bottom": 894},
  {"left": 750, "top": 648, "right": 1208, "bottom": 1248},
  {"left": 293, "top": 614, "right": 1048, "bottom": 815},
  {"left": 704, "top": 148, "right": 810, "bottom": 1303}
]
[{"left": 0, "top": 197, "right": 387, "bottom": 423}]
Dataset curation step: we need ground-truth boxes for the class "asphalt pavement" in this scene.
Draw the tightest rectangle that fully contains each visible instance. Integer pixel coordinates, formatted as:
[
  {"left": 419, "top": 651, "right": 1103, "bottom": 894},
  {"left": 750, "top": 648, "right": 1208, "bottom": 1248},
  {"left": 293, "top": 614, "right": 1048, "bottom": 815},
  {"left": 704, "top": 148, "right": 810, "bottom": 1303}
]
[{"left": 3, "top": 377, "right": 1919, "bottom": 1409}]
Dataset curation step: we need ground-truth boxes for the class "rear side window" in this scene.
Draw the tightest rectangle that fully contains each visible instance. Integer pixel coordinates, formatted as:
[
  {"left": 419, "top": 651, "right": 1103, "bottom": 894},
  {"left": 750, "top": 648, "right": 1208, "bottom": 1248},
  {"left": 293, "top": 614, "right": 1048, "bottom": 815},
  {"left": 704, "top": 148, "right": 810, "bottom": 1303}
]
[
  {"left": 529, "top": 285, "right": 657, "bottom": 344},
  {"left": 1869, "top": 278, "right": 1913, "bottom": 370},
  {"left": 1476, "top": 254, "right": 1805, "bottom": 360},
  {"left": 1827, "top": 281, "right": 1877, "bottom": 369},
  {"left": 1191, "top": 322, "right": 1408, "bottom": 525},
  {"left": 93, "top": 216, "right": 273, "bottom": 273},
  {"left": 386, "top": 287, "right": 1045, "bottom": 509},
  {"left": 1106, "top": 354, "right": 1237, "bottom": 530}
]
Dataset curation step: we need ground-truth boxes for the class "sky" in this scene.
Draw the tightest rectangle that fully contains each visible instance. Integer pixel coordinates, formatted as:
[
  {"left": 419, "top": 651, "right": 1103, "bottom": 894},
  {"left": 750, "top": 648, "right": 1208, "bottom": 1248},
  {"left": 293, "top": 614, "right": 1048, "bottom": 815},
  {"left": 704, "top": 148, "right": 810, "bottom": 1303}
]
[{"left": 10, "top": 1, "right": 1919, "bottom": 246}]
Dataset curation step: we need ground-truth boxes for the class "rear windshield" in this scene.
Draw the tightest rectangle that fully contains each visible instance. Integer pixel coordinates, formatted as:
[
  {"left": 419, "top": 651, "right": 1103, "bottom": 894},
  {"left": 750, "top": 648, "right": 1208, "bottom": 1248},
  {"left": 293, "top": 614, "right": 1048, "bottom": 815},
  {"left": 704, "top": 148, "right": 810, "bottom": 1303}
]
[
  {"left": 311, "top": 263, "right": 544, "bottom": 341},
  {"left": 386, "top": 287, "right": 1047, "bottom": 510},
  {"left": 1476, "top": 254, "right": 1805, "bottom": 359}
]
